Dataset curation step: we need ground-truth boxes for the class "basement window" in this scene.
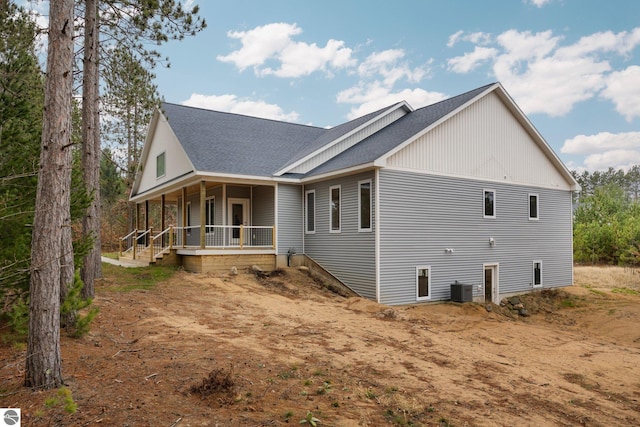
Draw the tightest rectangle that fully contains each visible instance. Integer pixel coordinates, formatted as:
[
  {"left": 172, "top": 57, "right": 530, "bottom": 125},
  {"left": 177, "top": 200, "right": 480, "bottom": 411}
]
[{"left": 533, "top": 261, "right": 542, "bottom": 287}]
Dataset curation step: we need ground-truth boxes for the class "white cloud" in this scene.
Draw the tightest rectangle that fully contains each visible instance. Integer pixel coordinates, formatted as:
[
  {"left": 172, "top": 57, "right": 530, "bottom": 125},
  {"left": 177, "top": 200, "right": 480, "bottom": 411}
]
[
  {"left": 447, "top": 30, "right": 464, "bottom": 48},
  {"left": 182, "top": 93, "right": 299, "bottom": 122},
  {"left": 182, "top": 0, "right": 196, "bottom": 11},
  {"left": 447, "top": 28, "right": 640, "bottom": 118},
  {"left": 525, "top": 0, "right": 552, "bottom": 7},
  {"left": 217, "top": 22, "right": 355, "bottom": 78},
  {"left": 337, "top": 81, "right": 446, "bottom": 120},
  {"left": 601, "top": 66, "right": 640, "bottom": 121},
  {"left": 561, "top": 131, "right": 640, "bottom": 171},
  {"left": 447, "top": 46, "right": 497, "bottom": 73},
  {"left": 583, "top": 150, "right": 640, "bottom": 171},
  {"left": 337, "top": 49, "right": 437, "bottom": 119},
  {"left": 447, "top": 30, "right": 491, "bottom": 47},
  {"left": 357, "top": 49, "right": 428, "bottom": 85}
]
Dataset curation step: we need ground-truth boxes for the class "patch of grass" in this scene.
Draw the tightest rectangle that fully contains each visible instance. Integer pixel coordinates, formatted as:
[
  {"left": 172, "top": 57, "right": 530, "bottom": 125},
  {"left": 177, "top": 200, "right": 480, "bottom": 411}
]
[
  {"left": 563, "top": 372, "right": 598, "bottom": 391},
  {"left": 101, "top": 252, "right": 119, "bottom": 260},
  {"left": 611, "top": 287, "right": 640, "bottom": 296},
  {"left": 584, "top": 285, "right": 607, "bottom": 296},
  {"left": 101, "top": 264, "right": 176, "bottom": 291},
  {"left": 278, "top": 367, "right": 299, "bottom": 380},
  {"left": 364, "top": 388, "right": 377, "bottom": 400}
]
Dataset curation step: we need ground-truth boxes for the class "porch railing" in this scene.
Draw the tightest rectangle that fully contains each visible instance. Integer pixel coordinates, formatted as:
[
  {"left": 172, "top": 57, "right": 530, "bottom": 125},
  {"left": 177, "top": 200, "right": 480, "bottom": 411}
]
[
  {"left": 119, "top": 228, "right": 152, "bottom": 258},
  {"left": 119, "top": 229, "right": 137, "bottom": 256},
  {"left": 150, "top": 227, "right": 172, "bottom": 261},
  {"left": 173, "top": 225, "right": 274, "bottom": 249},
  {"left": 120, "top": 224, "right": 275, "bottom": 261}
]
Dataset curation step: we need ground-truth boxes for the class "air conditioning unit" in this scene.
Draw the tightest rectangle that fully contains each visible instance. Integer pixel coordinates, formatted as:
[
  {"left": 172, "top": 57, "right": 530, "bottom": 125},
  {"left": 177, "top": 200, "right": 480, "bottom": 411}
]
[{"left": 451, "top": 281, "right": 473, "bottom": 302}]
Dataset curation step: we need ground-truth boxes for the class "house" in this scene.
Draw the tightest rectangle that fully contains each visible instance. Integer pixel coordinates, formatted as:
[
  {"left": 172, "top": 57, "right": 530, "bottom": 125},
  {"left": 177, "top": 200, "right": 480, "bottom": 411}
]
[{"left": 126, "top": 82, "right": 580, "bottom": 305}]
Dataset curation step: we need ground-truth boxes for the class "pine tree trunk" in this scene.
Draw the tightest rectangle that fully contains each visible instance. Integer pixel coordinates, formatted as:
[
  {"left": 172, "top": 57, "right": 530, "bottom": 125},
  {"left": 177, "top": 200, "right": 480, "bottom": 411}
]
[
  {"left": 80, "top": 0, "right": 101, "bottom": 299},
  {"left": 25, "top": 0, "right": 74, "bottom": 389},
  {"left": 59, "top": 219, "right": 76, "bottom": 328}
]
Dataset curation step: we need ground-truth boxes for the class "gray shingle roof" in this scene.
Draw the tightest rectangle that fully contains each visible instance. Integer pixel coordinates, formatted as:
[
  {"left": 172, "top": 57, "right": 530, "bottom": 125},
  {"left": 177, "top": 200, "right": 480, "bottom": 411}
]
[
  {"left": 161, "top": 103, "right": 326, "bottom": 176},
  {"left": 275, "top": 102, "right": 405, "bottom": 173},
  {"left": 161, "top": 83, "right": 494, "bottom": 179}
]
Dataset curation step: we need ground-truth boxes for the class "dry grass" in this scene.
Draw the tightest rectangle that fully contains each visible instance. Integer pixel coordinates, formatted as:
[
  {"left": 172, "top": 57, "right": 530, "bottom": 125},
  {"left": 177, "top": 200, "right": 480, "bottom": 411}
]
[{"left": 574, "top": 265, "right": 640, "bottom": 290}]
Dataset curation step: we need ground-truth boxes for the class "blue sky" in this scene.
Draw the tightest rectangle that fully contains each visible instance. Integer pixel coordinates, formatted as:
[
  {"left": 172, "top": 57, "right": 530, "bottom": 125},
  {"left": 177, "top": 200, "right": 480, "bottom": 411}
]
[
  {"left": 26, "top": 0, "right": 640, "bottom": 172},
  {"left": 150, "top": 0, "right": 639, "bottom": 173}
]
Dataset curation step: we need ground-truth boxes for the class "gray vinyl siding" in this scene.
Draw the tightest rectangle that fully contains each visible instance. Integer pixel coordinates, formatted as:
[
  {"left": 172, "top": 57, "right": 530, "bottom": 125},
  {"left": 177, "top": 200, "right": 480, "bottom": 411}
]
[
  {"left": 251, "top": 185, "right": 275, "bottom": 226},
  {"left": 206, "top": 186, "right": 223, "bottom": 225},
  {"left": 277, "top": 184, "right": 303, "bottom": 256},
  {"left": 304, "top": 171, "right": 376, "bottom": 299},
  {"left": 227, "top": 185, "right": 250, "bottom": 199},
  {"left": 378, "top": 169, "right": 574, "bottom": 305}
]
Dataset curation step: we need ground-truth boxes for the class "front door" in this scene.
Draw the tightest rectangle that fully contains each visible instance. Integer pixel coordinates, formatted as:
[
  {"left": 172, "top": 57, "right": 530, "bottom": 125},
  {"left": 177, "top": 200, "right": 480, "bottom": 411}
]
[
  {"left": 484, "top": 264, "right": 499, "bottom": 304},
  {"left": 227, "top": 198, "right": 249, "bottom": 245}
]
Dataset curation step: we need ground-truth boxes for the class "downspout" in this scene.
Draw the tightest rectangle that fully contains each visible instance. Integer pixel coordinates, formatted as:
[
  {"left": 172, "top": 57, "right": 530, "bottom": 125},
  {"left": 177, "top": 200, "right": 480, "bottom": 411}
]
[
  {"left": 375, "top": 168, "right": 381, "bottom": 303},
  {"left": 301, "top": 185, "right": 305, "bottom": 256},
  {"left": 274, "top": 183, "right": 279, "bottom": 256}
]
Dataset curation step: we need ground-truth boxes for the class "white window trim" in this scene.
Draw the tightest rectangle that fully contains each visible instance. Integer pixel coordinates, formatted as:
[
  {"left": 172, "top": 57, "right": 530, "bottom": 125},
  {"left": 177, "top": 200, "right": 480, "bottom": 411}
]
[
  {"left": 533, "top": 260, "right": 542, "bottom": 288},
  {"left": 358, "top": 179, "right": 372, "bottom": 232},
  {"left": 528, "top": 193, "right": 539, "bottom": 221},
  {"left": 416, "top": 265, "right": 432, "bottom": 301},
  {"left": 156, "top": 151, "right": 166, "bottom": 179},
  {"left": 329, "top": 185, "right": 341, "bottom": 233},
  {"left": 305, "top": 189, "right": 316, "bottom": 234},
  {"left": 483, "top": 189, "right": 496, "bottom": 219}
]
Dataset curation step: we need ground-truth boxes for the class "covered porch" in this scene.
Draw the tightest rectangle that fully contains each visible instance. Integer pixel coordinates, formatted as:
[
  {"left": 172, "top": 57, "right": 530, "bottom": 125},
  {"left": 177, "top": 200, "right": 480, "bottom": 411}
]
[{"left": 121, "top": 179, "right": 278, "bottom": 271}]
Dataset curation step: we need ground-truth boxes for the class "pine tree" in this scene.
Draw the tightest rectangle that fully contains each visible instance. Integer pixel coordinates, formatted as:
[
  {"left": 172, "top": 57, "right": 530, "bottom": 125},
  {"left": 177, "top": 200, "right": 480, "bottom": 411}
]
[
  {"left": 26, "top": 0, "right": 75, "bottom": 389},
  {"left": 78, "top": 0, "right": 206, "bottom": 297},
  {"left": 0, "top": 2, "right": 44, "bottom": 293}
]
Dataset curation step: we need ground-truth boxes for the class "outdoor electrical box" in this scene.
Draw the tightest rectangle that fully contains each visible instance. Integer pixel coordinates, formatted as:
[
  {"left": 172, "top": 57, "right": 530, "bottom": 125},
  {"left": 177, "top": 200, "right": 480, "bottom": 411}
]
[{"left": 451, "top": 282, "right": 473, "bottom": 303}]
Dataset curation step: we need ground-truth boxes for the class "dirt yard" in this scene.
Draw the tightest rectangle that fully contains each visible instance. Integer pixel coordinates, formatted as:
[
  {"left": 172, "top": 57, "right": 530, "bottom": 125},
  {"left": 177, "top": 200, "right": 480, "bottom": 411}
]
[{"left": 2, "top": 264, "right": 640, "bottom": 426}]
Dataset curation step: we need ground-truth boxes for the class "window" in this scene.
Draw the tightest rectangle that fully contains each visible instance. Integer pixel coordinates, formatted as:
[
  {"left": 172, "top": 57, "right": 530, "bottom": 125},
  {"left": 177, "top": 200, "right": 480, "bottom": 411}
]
[
  {"left": 305, "top": 190, "right": 315, "bottom": 233},
  {"left": 416, "top": 266, "right": 431, "bottom": 300},
  {"left": 529, "top": 193, "right": 539, "bottom": 220},
  {"left": 533, "top": 261, "right": 542, "bottom": 287},
  {"left": 330, "top": 185, "right": 341, "bottom": 232},
  {"left": 359, "top": 180, "right": 372, "bottom": 231},
  {"left": 205, "top": 197, "right": 215, "bottom": 226},
  {"left": 156, "top": 152, "right": 166, "bottom": 178},
  {"left": 484, "top": 189, "right": 495, "bottom": 218}
]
